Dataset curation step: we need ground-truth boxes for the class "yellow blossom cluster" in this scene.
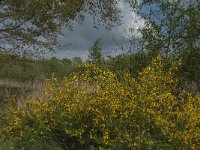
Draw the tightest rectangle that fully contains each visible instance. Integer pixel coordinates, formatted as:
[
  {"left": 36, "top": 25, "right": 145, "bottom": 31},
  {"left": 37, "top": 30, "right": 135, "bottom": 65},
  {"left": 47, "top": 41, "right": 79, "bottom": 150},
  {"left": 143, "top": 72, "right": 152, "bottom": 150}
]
[{"left": 0, "top": 55, "right": 199, "bottom": 149}]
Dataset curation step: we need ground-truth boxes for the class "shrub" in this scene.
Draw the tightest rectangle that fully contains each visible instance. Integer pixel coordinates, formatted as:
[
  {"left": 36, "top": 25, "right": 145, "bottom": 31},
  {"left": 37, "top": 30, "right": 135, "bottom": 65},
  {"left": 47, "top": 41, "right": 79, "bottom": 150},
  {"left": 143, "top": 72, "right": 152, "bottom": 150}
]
[{"left": 0, "top": 55, "right": 199, "bottom": 149}]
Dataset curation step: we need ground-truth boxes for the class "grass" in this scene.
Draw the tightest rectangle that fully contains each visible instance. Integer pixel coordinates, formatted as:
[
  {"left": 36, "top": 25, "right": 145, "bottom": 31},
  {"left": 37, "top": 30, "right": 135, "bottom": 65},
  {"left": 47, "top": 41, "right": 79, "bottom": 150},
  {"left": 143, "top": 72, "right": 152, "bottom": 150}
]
[
  {"left": 0, "top": 138, "right": 62, "bottom": 150},
  {"left": 0, "top": 138, "right": 15, "bottom": 150},
  {"left": 0, "top": 79, "right": 44, "bottom": 101}
]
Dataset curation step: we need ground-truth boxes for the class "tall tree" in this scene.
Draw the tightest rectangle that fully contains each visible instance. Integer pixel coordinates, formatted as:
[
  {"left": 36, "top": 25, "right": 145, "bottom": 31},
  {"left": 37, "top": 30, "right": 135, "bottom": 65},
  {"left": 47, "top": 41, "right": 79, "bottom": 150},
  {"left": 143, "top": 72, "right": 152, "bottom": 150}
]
[
  {"left": 127, "top": 0, "right": 200, "bottom": 82},
  {"left": 0, "top": 0, "right": 121, "bottom": 56},
  {"left": 88, "top": 38, "right": 105, "bottom": 66},
  {"left": 72, "top": 56, "right": 82, "bottom": 65}
]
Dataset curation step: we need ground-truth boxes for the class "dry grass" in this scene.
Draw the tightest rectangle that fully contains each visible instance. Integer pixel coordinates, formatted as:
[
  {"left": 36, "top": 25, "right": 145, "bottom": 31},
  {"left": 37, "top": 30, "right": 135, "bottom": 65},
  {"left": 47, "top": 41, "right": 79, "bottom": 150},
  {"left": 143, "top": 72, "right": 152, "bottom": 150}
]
[{"left": 0, "top": 80, "right": 44, "bottom": 107}]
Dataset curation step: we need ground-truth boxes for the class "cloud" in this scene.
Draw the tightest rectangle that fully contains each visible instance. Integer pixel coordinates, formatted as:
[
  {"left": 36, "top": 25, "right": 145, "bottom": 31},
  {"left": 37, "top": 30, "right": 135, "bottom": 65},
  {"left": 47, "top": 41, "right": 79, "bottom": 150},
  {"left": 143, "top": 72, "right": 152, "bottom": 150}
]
[{"left": 54, "top": 2, "right": 145, "bottom": 60}]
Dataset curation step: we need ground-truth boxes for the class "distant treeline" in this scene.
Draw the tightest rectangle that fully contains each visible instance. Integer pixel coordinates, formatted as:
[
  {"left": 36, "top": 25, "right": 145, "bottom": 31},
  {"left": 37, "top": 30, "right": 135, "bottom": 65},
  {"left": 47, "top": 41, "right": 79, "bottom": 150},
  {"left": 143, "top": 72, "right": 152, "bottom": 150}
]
[
  {"left": 0, "top": 54, "right": 82, "bottom": 81},
  {"left": 0, "top": 39, "right": 200, "bottom": 97},
  {"left": 0, "top": 52, "right": 150, "bottom": 81},
  {"left": 0, "top": 50, "right": 199, "bottom": 86}
]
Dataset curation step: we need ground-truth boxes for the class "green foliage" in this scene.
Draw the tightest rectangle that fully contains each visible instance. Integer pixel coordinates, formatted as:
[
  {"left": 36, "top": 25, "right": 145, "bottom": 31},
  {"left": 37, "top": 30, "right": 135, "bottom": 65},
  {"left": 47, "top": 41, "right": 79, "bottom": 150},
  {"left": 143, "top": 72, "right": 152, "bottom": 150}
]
[
  {"left": 0, "top": 1, "right": 199, "bottom": 148},
  {"left": 1, "top": 55, "right": 199, "bottom": 149},
  {"left": 0, "top": 54, "right": 23, "bottom": 64},
  {"left": 87, "top": 38, "right": 105, "bottom": 66},
  {"left": 0, "top": 138, "right": 15, "bottom": 150},
  {"left": 0, "top": 0, "right": 82, "bottom": 55},
  {"left": 179, "top": 47, "right": 200, "bottom": 84},
  {"left": 129, "top": 0, "right": 200, "bottom": 85},
  {"left": 72, "top": 56, "right": 83, "bottom": 66},
  {"left": 0, "top": 0, "right": 121, "bottom": 55},
  {"left": 61, "top": 58, "right": 72, "bottom": 66},
  {"left": 0, "top": 54, "right": 79, "bottom": 81},
  {"left": 106, "top": 52, "right": 151, "bottom": 78}
]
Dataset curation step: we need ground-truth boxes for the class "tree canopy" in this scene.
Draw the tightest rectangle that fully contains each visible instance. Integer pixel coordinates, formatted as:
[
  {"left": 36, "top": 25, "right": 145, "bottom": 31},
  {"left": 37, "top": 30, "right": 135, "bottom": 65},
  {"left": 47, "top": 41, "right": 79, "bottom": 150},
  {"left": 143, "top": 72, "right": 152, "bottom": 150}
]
[
  {"left": 0, "top": 0, "right": 121, "bottom": 56},
  {"left": 127, "top": 0, "right": 200, "bottom": 82},
  {"left": 87, "top": 38, "right": 104, "bottom": 66}
]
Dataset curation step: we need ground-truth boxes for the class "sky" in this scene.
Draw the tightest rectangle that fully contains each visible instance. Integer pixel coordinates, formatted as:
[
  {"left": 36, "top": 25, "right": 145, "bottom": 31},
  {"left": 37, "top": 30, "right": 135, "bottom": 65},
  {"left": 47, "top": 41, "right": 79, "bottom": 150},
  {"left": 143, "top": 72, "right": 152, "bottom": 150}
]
[
  {"left": 53, "top": 2, "right": 145, "bottom": 60},
  {"left": 53, "top": 0, "right": 195, "bottom": 60}
]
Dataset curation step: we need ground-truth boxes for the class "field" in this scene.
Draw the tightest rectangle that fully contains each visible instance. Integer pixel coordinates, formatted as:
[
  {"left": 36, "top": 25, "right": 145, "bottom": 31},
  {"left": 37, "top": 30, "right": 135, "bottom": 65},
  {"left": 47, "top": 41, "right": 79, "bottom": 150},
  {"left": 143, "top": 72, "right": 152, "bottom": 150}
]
[{"left": 0, "top": 80, "right": 44, "bottom": 107}]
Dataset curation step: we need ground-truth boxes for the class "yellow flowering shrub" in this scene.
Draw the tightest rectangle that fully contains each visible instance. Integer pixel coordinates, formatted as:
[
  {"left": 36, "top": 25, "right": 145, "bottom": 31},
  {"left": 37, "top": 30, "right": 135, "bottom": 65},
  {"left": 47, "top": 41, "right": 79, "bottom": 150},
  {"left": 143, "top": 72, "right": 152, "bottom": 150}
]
[
  {"left": 0, "top": 55, "right": 199, "bottom": 149},
  {"left": 131, "top": 55, "right": 200, "bottom": 149}
]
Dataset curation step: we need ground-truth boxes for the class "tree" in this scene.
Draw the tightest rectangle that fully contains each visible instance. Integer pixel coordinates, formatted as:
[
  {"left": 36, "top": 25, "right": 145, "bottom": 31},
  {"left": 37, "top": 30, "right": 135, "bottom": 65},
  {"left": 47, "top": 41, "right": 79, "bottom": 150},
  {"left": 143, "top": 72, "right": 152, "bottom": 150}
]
[
  {"left": 88, "top": 38, "right": 105, "bottom": 66},
  {"left": 61, "top": 58, "right": 72, "bottom": 66},
  {"left": 127, "top": 0, "right": 200, "bottom": 83},
  {"left": 137, "top": 1, "right": 199, "bottom": 57},
  {"left": 72, "top": 56, "right": 82, "bottom": 65},
  {"left": 106, "top": 51, "right": 150, "bottom": 77},
  {"left": 0, "top": 0, "right": 121, "bottom": 56}
]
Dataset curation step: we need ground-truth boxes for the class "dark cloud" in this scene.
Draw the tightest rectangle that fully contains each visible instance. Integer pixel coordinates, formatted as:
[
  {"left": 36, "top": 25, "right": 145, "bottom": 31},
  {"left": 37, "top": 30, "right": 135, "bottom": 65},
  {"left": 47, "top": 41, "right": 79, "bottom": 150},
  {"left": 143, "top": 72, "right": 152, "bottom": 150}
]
[
  {"left": 54, "top": 0, "right": 196, "bottom": 60},
  {"left": 54, "top": 2, "right": 144, "bottom": 60}
]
